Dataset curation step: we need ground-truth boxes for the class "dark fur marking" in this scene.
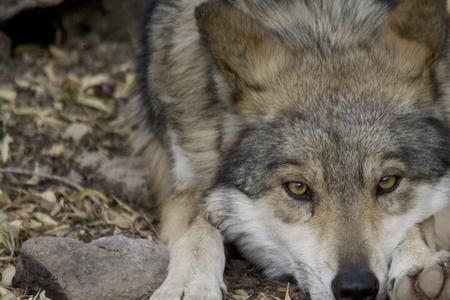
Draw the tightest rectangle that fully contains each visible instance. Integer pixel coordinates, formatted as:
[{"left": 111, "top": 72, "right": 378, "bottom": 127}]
[
  {"left": 388, "top": 116, "right": 450, "bottom": 180},
  {"left": 136, "top": 0, "right": 170, "bottom": 140}
]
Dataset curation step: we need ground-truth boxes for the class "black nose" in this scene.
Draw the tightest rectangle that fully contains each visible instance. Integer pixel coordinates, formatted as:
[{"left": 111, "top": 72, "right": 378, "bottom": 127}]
[{"left": 332, "top": 269, "right": 379, "bottom": 300}]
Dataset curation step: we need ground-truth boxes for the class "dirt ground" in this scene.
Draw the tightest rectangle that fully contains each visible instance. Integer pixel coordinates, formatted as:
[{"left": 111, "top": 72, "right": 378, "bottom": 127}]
[{"left": 0, "top": 2, "right": 301, "bottom": 300}]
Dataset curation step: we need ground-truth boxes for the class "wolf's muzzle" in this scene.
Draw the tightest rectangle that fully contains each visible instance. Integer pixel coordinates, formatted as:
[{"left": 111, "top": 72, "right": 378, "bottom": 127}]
[{"left": 331, "top": 269, "right": 379, "bottom": 300}]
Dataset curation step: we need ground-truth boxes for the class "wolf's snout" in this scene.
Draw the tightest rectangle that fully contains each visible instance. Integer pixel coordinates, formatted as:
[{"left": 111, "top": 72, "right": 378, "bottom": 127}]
[{"left": 331, "top": 269, "right": 379, "bottom": 300}]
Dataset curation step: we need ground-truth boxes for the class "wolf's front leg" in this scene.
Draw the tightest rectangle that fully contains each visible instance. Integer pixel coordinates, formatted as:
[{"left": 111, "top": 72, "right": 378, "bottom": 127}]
[
  {"left": 150, "top": 189, "right": 226, "bottom": 300},
  {"left": 388, "top": 224, "right": 450, "bottom": 300}
]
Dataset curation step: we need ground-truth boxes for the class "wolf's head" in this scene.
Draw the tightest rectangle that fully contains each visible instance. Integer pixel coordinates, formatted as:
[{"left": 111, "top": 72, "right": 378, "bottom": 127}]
[{"left": 196, "top": 0, "right": 450, "bottom": 299}]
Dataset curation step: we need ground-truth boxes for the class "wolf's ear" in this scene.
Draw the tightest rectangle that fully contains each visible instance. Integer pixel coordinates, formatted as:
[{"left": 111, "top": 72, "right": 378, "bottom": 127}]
[
  {"left": 195, "top": 0, "right": 292, "bottom": 89},
  {"left": 382, "top": 0, "right": 448, "bottom": 74}
]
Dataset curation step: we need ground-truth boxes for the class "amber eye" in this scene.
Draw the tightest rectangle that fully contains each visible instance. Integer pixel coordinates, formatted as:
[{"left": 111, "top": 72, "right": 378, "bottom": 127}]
[
  {"left": 377, "top": 175, "right": 401, "bottom": 194},
  {"left": 284, "top": 181, "right": 309, "bottom": 200}
]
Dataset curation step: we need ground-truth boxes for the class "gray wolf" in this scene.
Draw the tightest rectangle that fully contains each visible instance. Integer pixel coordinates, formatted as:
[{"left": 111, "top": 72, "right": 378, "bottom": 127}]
[{"left": 128, "top": 0, "right": 450, "bottom": 299}]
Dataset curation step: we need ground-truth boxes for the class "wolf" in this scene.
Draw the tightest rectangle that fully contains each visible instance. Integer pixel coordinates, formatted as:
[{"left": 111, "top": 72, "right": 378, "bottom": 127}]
[{"left": 128, "top": 0, "right": 450, "bottom": 299}]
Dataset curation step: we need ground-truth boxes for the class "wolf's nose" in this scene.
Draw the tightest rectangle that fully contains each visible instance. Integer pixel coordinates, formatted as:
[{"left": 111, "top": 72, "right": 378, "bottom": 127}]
[{"left": 331, "top": 269, "right": 379, "bottom": 300}]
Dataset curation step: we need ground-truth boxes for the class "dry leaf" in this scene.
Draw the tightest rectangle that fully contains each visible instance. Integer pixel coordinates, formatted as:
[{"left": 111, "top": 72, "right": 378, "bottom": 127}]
[
  {"left": 42, "top": 144, "right": 66, "bottom": 157},
  {"left": 62, "top": 123, "right": 92, "bottom": 143},
  {"left": 43, "top": 62, "right": 57, "bottom": 84},
  {"left": 45, "top": 224, "right": 71, "bottom": 237},
  {"left": 27, "top": 219, "right": 43, "bottom": 230},
  {"left": 78, "top": 96, "right": 112, "bottom": 114},
  {"left": 25, "top": 175, "right": 40, "bottom": 186},
  {"left": 49, "top": 46, "right": 68, "bottom": 60},
  {"left": 8, "top": 220, "right": 23, "bottom": 234},
  {"left": 38, "top": 191, "right": 57, "bottom": 204},
  {"left": 33, "top": 212, "right": 58, "bottom": 227},
  {"left": 74, "top": 189, "right": 109, "bottom": 204},
  {"left": 107, "top": 211, "right": 135, "bottom": 229},
  {"left": 81, "top": 74, "right": 110, "bottom": 92},
  {"left": 1, "top": 265, "right": 16, "bottom": 287},
  {"left": 0, "top": 135, "right": 13, "bottom": 163},
  {"left": 0, "top": 190, "right": 10, "bottom": 206},
  {"left": 15, "top": 79, "right": 31, "bottom": 90},
  {"left": 0, "top": 286, "right": 15, "bottom": 299},
  {"left": 0, "top": 87, "right": 17, "bottom": 103}
]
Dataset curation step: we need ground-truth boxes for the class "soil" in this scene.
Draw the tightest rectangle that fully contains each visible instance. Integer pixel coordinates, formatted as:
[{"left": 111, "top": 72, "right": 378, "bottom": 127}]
[{"left": 0, "top": 2, "right": 302, "bottom": 299}]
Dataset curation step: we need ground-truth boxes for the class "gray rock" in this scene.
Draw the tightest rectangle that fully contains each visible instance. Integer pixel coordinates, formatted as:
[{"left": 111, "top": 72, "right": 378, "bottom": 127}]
[
  {"left": 12, "top": 236, "right": 169, "bottom": 300},
  {"left": 0, "top": 0, "right": 64, "bottom": 23}
]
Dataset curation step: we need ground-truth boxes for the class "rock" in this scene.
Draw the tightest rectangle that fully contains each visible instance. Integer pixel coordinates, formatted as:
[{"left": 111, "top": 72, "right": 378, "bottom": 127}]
[
  {"left": 0, "top": 0, "right": 64, "bottom": 23},
  {"left": 12, "top": 236, "right": 169, "bottom": 300}
]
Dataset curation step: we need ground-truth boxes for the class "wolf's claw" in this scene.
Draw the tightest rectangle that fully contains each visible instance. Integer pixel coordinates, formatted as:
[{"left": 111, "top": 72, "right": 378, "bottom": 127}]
[
  {"left": 389, "top": 251, "right": 450, "bottom": 300},
  {"left": 149, "top": 276, "right": 226, "bottom": 300}
]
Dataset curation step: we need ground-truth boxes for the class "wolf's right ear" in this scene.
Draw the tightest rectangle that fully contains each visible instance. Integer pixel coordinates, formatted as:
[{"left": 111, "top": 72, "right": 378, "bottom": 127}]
[
  {"left": 382, "top": 0, "right": 448, "bottom": 75},
  {"left": 195, "top": 0, "right": 292, "bottom": 89}
]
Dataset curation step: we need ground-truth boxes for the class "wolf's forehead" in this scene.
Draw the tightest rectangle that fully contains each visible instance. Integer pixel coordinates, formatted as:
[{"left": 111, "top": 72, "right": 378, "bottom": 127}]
[{"left": 277, "top": 110, "right": 450, "bottom": 179}]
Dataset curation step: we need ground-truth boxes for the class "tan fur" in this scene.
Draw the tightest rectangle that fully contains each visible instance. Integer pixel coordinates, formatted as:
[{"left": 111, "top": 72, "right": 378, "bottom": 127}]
[{"left": 384, "top": 0, "right": 448, "bottom": 66}]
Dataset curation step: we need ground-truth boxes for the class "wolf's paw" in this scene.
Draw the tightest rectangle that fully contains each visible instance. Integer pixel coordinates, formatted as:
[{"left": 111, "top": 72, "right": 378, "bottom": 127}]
[
  {"left": 149, "top": 276, "right": 226, "bottom": 300},
  {"left": 388, "top": 250, "right": 450, "bottom": 300}
]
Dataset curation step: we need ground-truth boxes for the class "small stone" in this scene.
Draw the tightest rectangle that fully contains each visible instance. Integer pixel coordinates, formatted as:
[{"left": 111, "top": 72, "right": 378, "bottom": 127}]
[{"left": 13, "top": 235, "right": 169, "bottom": 300}]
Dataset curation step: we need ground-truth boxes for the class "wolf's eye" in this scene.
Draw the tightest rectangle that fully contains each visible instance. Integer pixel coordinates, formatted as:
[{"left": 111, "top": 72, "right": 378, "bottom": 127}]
[
  {"left": 284, "top": 181, "right": 309, "bottom": 200},
  {"left": 377, "top": 175, "right": 401, "bottom": 194}
]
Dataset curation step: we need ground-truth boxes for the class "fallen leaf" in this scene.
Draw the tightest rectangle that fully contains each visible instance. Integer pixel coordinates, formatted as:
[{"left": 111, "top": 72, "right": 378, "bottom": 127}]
[
  {"left": 33, "top": 212, "right": 58, "bottom": 226},
  {"left": 0, "top": 190, "right": 10, "bottom": 206},
  {"left": 42, "top": 144, "right": 66, "bottom": 157},
  {"left": 25, "top": 176, "right": 40, "bottom": 186},
  {"left": 0, "top": 134, "right": 13, "bottom": 163},
  {"left": 74, "top": 188, "right": 109, "bottom": 204},
  {"left": 45, "top": 224, "right": 71, "bottom": 237},
  {"left": 43, "top": 62, "right": 57, "bottom": 84},
  {"left": 38, "top": 190, "right": 57, "bottom": 204},
  {"left": 78, "top": 96, "right": 112, "bottom": 114},
  {"left": 49, "top": 46, "right": 68, "bottom": 60},
  {"left": 0, "top": 286, "right": 15, "bottom": 299},
  {"left": 1, "top": 265, "right": 16, "bottom": 287},
  {"left": 14, "top": 107, "right": 68, "bottom": 128},
  {"left": 8, "top": 220, "right": 23, "bottom": 234},
  {"left": 15, "top": 79, "right": 31, "bottom": 90},
  {"left": 107, "top": 210, "right": 135, "bottom": 229},
  {"left": 62, "top": 123, "right": 93, "bottom": 143},
  {"left": 0, "top": 87, "right": 17, "bottom": 103},
  {"left": 26, "top": 219, "right": 43, "bottom": 230}
]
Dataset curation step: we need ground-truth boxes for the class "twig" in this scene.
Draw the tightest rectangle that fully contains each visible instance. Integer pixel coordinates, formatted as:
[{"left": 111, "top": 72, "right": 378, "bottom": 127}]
[
  {"left": 7, "top": 223, "right": 15, "bottom": 260},
  {"left": 0, "top": 167, "right": 101, "bottom": 205}
]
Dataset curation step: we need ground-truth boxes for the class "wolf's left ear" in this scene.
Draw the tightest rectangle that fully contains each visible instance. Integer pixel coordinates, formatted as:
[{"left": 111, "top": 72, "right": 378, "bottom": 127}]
[
  {"left": 382, "top": 0, "right": 448, "bottom": 74},
  {"left": 195, "top": 0, "right": 292, "bottom": 89}
]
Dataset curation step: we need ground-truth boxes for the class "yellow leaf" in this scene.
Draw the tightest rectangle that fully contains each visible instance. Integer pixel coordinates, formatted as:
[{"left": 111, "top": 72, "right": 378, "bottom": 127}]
[
  {"left": 74, "top": 189, "right": 109, "bottom": 204},
  {"left": 78, "top": 96, "right": 112, "bottom": 114},
  {"left": 0, "top": 87, "right": 17, "bottom": 103},
  {"left": 0, "top": 134, "right": 13, "bottom": 163},
  {"left": 33, "top": 212, "right": 58, "bottom": 226},
  {"left": 42, "top": 144, "right": 66, "bottom": 157}
]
